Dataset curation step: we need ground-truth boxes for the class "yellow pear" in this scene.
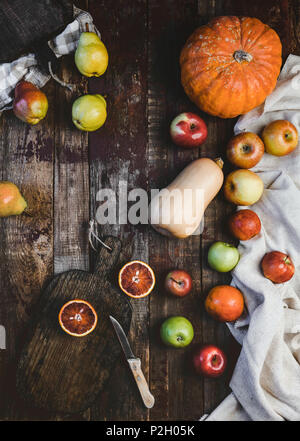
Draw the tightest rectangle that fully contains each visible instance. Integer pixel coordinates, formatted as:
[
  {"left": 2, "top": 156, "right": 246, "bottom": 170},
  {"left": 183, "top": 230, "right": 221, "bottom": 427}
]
[
  {"left": 75, "top": 32, "right": 108, "bottom": 77},
  {"left": 0, "top": 182, "right": 27, "bottom": 217},
  {"left": 72, "top": 94, "right": 107, "bottom": 131}
]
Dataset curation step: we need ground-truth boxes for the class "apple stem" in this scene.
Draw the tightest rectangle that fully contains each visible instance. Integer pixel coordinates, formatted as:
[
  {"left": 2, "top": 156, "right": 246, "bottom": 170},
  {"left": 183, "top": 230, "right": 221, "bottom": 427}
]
[
  {"left": 242, "top": 145, "right": 251, "bottom": 153},
  {"left": 170, "top": 277, "right": 183, "bottom": 287},
  {"left": 212, "top": 355, "right": 219, "bottom": 366}
]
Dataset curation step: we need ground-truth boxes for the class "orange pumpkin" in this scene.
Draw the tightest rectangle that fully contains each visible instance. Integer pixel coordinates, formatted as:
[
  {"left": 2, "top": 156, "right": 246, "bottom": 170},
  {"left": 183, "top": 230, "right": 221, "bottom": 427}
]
[{"left": 180, "top": 16, "right": 282, "bottom": 118}]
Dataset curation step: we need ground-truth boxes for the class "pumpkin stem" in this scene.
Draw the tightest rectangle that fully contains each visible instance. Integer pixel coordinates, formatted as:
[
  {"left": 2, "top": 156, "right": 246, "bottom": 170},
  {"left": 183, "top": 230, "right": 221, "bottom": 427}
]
[
  {"left": 234, "top": 50, "right": 253, "bottom": 63},
  {"left": 214, "top": 157, "right": 224, "bottom": 169}
]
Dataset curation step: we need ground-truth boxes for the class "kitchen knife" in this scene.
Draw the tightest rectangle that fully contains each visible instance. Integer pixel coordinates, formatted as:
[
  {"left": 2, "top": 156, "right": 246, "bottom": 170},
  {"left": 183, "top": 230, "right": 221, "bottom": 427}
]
[{"left": 109, "top": 315, "right": 155, "bottom": 409}]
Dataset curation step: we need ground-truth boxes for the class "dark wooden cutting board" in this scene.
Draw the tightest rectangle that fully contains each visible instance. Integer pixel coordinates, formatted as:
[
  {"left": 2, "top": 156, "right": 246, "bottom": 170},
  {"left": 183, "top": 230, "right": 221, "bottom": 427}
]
[{"left": 16, "top": 236, "right": 132, "bottom": 414}]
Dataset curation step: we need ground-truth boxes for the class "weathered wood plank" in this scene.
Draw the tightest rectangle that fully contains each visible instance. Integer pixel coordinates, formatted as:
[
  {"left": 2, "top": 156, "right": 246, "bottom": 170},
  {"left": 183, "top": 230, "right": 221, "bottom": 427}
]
[
  {"left": 0, "top": 79, "right": 55, "bottom": 420},
  {"left": 53, "top": 56, "right": 89, "bottom": 275},
  {"left": 87, "top": 0, "right": 150, "bottom": 421},
  {"left": 195, "top": 1, "right": 237, "bottom": 416},
  {"left": 147, "top": 0, "right": 215, "bottom": 421},
  {"left": 52, "top": 55, "right": 90, "bottom": 422},
  {"left": 0, "top": 0, "right": 88, "bottom": 420}
]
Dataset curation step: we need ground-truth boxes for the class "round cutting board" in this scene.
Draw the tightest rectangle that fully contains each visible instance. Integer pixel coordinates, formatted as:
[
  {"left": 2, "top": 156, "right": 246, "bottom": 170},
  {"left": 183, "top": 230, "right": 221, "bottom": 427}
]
[{"left": 16, "top": 236, "right": 132, "bottom": 414}]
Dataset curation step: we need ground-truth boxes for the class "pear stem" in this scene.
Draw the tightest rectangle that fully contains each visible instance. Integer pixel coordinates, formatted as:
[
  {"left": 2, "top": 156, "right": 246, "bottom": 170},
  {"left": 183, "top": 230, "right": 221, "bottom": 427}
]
[
  {"left": 23, "top": 208, "right": 33, "bottom": 217},
  {"left": 48, "top": 62, "right": 76, "bottom": 92}
]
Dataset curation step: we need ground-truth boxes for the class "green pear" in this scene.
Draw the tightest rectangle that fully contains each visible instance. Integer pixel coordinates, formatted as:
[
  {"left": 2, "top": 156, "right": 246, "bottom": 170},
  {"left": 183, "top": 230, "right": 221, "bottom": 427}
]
[
  {"left": 72, "top": 94, "right": 107, "bottom": 131},
  {"left": 75, "top": 32, "right": 108, "bottom": 77},
  {"left": 0, "top": 182, "right": 27, "bottom": 217}
]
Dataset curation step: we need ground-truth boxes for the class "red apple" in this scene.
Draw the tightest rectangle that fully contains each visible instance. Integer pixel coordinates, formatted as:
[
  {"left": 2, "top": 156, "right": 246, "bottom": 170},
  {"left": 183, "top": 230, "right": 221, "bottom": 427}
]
[
  {"left": 261, "top": 251, "right": 295, "bottom": 284},
  {"left": 224, "top": 169, "right": 264, "bottom": 206},
  {"left": 226, "top": 132, "right": 265, "bottom": 169},
  {"left": 228, "top": 209, "right": 261, "bottom": 241},
  {"left": 170, "top": 112, "right": 207, "bottom": 148},
  {"left": 262, "top": 120, "right": 298, "bottom": 157},
  {"left": 193, "top": 345, "right": 227, "bottom": 378},
  {"left": 165, "top": 270, "right": 192, "bottom": 297}
]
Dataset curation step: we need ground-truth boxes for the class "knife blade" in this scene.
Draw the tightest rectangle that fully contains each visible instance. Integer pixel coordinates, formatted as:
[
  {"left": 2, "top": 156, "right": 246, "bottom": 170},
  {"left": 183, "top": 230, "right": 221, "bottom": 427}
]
[
  {"left": 110, "top": 315, "right": 135, "bottom": 359},
  {"left": 109, "top": 315, "right": 155, "bottom": 409}
]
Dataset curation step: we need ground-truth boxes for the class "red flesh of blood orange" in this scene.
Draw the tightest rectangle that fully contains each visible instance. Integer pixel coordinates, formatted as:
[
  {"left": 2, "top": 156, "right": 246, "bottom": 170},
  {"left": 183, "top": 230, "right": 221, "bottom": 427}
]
[
  {"left": 118, "top": 260, "right": 155, "bottom": 298},
  {"left": 58, "top": 299, "right": 98, "bottom": 337}
]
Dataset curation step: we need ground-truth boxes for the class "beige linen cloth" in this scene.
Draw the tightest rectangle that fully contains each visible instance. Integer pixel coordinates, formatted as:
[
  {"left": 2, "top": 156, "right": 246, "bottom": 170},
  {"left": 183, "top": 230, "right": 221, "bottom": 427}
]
[{"left": 202, "top": 54, "right": 300, "bottom": 421}]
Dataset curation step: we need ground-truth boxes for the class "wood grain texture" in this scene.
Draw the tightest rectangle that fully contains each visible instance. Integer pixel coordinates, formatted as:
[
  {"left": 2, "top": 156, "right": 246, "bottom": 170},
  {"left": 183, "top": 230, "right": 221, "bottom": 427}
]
[
  {"left": 127, "top": 358, "right": 155, "bottom": 409},
  {"left": 53, "top": 0, "right": 90, "bottom": 421},
  {"left": 0, "top": 80, "right": 55, "bottom": 420},
  {"left": 54, "top": 55, "right": 89, "bottom": 275},
  {"left": 197, "top": 0, "right": 237, "bottom": 416},
  {"left": 147, "top": 0, "right": 206, "bottom": 421},
  {"left": 16, "top": 237, "right": 132, "bottom": 414},
  {"left": 87, "top": 0, "right": 150, "bottom": 421}
]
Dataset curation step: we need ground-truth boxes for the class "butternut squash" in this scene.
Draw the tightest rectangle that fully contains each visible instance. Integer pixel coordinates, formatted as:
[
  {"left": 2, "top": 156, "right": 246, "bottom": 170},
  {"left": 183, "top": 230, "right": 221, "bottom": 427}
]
[{"left": 149, "top": 158, "right": 224, "bottom": 239}]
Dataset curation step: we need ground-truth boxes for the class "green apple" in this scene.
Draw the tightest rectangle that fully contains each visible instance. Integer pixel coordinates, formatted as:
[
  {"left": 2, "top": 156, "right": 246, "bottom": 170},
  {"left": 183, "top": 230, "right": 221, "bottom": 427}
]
[
  {"left": 160, "top": 316, "right": 194, "bottom": 348},
  {"left": 72, "top": 94, "right": 107, "bottom": 131},
  {"left": 208, "top": 241, "right": 240, "bottom": 272}
]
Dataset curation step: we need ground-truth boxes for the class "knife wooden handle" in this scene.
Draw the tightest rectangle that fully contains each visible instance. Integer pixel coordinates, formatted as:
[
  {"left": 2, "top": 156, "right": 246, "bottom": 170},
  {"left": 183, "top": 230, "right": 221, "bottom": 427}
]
[{"left": 128, "top": 358, "right": 155, "bottom": 409}]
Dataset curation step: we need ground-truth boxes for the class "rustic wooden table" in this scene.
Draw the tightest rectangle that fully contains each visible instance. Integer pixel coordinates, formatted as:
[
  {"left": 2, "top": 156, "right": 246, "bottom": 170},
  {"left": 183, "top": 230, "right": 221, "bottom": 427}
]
[{"left": 0, "top": 0, "right": 299, "bottom": 422}]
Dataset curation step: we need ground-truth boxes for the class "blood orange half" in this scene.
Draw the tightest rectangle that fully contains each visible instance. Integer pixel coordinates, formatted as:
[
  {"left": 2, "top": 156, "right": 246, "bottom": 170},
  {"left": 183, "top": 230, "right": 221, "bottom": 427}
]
[
  {"left": 118, "top": 260, "right": 155, "bottom": 299},
  {"left": 58, "top": 299, "right": 98, "bottom": 337}
]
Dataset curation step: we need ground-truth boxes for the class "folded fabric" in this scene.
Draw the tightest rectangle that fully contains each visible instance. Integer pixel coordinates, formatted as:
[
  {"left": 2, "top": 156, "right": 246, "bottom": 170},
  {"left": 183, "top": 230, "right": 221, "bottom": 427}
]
[
  {"left": 203, "top": 54, "right": 300, "bottom": 421},
  {"left": 0, "top": 6, "right": 100, "bottom": 112}
]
